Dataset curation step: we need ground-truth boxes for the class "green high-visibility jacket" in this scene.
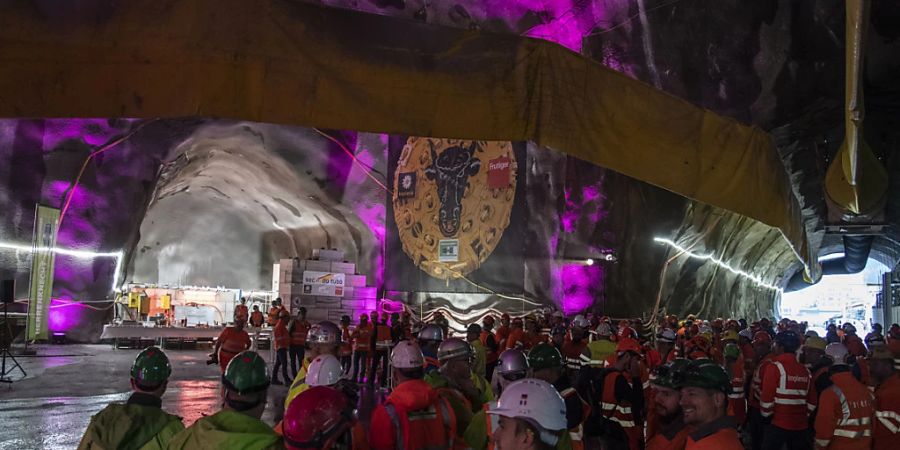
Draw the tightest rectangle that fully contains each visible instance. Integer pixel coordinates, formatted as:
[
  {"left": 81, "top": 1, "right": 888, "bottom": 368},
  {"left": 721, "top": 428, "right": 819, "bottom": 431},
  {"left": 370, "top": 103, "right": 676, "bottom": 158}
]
[
  {"left": 78, "top": 400, "right": 184, "bottom": 450},
  {"left": 166, "top": 410, "right": 283, "bottom": 450}
]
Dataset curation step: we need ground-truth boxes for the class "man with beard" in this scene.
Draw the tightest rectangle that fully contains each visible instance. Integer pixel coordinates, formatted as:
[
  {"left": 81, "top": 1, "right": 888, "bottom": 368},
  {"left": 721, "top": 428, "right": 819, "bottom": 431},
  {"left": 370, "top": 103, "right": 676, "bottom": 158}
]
[
  {"left": 679, "top": 360, "right": 743, "bottom": 449},
  {"left": 646, "top": 359, "right": 692, "bottom": 450}
]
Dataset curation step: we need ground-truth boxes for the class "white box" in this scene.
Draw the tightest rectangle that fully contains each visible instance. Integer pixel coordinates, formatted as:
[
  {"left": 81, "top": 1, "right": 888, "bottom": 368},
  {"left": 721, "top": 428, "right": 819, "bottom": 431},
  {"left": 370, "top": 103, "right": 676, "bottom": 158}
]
[
  {"left": 305, "top": 260, "right": 332, "bottom": 272},
  {"left": 330, "top": 262, "right": 356, "bottom": 274},
  {"left": 345, "top": 275, "right": 367, "bottom": 287},
  {"left": 313, "top": 249, "right": 346, "bottom": 262}
]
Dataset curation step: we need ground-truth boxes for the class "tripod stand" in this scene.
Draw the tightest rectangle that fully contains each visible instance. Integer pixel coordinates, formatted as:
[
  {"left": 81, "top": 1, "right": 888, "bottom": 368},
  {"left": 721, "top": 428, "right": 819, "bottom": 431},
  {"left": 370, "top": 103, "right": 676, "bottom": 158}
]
[{"left": 0, "top": 304, "right": 26, "bottom": 384}]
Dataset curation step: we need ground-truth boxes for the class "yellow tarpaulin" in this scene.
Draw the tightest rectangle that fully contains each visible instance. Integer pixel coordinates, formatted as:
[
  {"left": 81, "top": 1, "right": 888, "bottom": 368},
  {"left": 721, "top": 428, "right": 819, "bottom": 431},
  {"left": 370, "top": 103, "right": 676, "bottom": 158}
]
[{"left": 0, "top": 0, "right": 815, "bottom": 276}]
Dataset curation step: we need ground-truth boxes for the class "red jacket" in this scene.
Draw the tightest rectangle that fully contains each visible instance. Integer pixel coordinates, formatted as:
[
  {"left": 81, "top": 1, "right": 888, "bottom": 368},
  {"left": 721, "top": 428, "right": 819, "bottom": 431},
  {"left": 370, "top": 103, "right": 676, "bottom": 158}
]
[
  {"left": 274, "top": 319, "right": 290, "bottom": 351},
  {"left": 759, "top": 353, "right": 812, "bottom": 430},
  {"left": 874, "top": 373, "right": 900, "bottom": 450},
  {"left": 749, "top": 354, "right": 773, "bottom": 410},
  {"left": 814, "top": 371, "right": 875, "bottom": 450},
  {"left": 726, "top": 357, "right": 746, "bottom": 425},
  {"left": 370, "top": 379, "right": 458, "bottom": 450}
]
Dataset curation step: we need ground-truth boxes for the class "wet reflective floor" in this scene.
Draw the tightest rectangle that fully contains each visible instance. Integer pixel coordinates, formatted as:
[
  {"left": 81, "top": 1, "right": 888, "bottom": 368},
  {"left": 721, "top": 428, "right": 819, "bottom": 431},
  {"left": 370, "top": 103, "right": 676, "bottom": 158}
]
[{"left": 0, "top": 345, "right": 302, "bottom": 449}]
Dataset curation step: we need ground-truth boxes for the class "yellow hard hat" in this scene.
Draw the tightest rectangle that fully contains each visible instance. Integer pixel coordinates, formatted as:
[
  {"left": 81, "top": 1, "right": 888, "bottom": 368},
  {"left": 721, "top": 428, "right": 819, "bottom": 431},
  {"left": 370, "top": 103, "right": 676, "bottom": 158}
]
[
  {"left": 804, "top": 336, "right": 827, "bottom": 351},
  {"left": 722, "top": 330, "right": 739, "bottom": 342}
]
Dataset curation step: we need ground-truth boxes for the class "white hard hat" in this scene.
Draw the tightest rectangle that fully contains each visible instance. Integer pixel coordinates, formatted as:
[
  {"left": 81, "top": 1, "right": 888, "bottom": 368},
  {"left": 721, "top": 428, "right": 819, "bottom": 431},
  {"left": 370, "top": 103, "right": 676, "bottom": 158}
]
[
  {"left": 306, "top": 354, "right": 342, "bottom": 387},
  {"left": 487, "top": 378, "right": 567, "bottom": 444},
  {"left": 657, "top": 328, "right": 676, "bottom": 343},
  {"left": 418, "top": 324, "right": 444, "bottom": 342},
  {"left": 438, "top": 338, "right": 472, "bottom": 363},
  {"left": 391, "top": 340, "right": 424, "bottom": 369},
  {"left": 825, "top": 343, "right": 850, "bottom": 366},
  {"left": 572, "top": 315, "right": 590, "bottom": 328},
  {"left": 497, "top": 349, "right": 529, "bottom": 375},
  {"left": 596, "top": 323, "right": 612, "bottom": 337},
  {"left": 307, "top": 321, "right": 341, "bottom": 345}
]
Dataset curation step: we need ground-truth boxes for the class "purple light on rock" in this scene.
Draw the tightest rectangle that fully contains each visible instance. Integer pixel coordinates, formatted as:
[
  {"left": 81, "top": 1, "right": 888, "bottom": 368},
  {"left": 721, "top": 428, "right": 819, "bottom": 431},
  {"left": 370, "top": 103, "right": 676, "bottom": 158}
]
[
  {"left": 556, "top": 263, "right": 604, "bottom": 315},
  {"left": 47, "top": 298, "right": 83, "bottom": 332}
]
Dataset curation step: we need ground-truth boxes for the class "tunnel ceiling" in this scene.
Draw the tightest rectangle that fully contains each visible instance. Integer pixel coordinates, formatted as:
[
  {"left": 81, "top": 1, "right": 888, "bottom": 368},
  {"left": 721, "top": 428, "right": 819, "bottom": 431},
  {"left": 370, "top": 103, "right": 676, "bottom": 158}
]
[{"left": 1, "top": 0, "right": 900, "bottom": 332}]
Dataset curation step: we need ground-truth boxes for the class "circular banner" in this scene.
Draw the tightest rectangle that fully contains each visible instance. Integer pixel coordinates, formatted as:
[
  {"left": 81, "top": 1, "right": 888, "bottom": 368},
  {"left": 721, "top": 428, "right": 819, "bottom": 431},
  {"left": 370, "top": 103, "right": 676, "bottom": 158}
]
[{"left": 393, "top": 137, "right": 517, "bottom": 280}]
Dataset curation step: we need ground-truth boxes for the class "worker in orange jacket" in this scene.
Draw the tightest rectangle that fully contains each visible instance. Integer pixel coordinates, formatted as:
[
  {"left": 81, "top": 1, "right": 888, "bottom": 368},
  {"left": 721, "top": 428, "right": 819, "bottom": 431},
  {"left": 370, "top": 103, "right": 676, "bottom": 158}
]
[
  {"left": 480, "top": 316, "right": 500, "bottom": 381},
  {"left": 759, "top": 331, "right": 812, "bottom": 450},
  {"left": 272, "top": 310, "right": 291, "bottom": 385},
  {"left": 504, "top": 317, "right": 526, "bottom": 351},
  {"left": 814, "top": 343, "right": 874, "bottom": 450},
  {"left": 679, "top": 359, "right": 743, "bottom": 450},
  {"left": 722, "top": 343, "right": 746, "bottom": 426},
  {"left": 494, "top": 313, "right": 511, "bottom": 351},
  {"left": 267, "top": 300, "right": 281, "bottom": 326},
  {"left": 646, "top": 359, "right": 692, "bottom": 450},
  {"left": 288, "top": 307, "right": 310, "bottom": 378},
  {"left": 598, "top": 338, "right": 644, "bottom": 450},
  {"left": 249, "top": 305, "right": 264, "bottom": 328},
  {"left": 870, "top": 344, "right": 900, "bottom": 450},
  {"left": 747, "top": 331, "right": 773, "bottom": 450},
  {"left": 211, "top": 310, "right": 251, "bottom": 373},
  {"left": 350, "top": 314, "right": 372, "bottom": 383},
  {"left": 370, "top": 312, "right": 393, "bottom": 387}
]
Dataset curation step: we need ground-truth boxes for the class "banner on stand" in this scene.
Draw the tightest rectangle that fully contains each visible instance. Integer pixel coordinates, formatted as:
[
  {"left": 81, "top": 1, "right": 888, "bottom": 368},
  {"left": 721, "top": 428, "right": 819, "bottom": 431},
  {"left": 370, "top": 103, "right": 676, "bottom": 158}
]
[{"left": 27, "top": 204, "right": 60, "bottom": 341}]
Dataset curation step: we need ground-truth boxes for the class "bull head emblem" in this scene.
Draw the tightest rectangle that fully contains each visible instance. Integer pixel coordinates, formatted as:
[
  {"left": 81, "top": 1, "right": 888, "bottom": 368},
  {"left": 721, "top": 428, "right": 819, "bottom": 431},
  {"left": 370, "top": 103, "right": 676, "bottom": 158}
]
[{"left": 424, "top": 141, "right": 481, "bottom": 237}]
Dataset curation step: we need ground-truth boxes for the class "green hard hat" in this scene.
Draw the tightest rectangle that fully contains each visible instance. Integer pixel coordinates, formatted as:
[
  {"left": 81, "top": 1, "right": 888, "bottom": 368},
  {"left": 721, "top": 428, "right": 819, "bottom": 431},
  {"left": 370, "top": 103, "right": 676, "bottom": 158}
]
[
  {"left": 528, "top": 343, "right": 563, "bottom": 371},
  {"left": 651, "top": 358, "right": 690, "bottom": 390},
  {"left": 223, "top": 351, "right": 270, "bottom": 394},
  {"left": 723, "top": 343, "right": 741, "bottom": 360},
  {"left": 678, "top": 359, "right": 731, "bottom": 395},
  {"left": 131, "top": 346, "right": 172, "bottom": 389}
]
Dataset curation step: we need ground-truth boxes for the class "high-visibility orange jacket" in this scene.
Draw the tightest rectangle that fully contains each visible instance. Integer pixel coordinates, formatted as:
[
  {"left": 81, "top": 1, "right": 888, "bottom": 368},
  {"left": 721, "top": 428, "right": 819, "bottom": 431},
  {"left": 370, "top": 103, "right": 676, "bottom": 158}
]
[
  {"left": 684, "top": 416, "right": 743, "bottom": 450},
  {"left": 749, "top": 353, "right": 773, "bottom": 411},
  {"left": 856, "top": 357, "right": 872, "bottom": 387},
  {"left": 234, "top": 304, "right": 249, "bottom": 321},
  {"left": 374, "top": 323, "right": 393, "bottom": 350},
  {"left": 561, "top": 339, "right": 588, "bottom": 371},
  {"left": 814, "top": 371, "right": 874, "bottom": 449},
  {"left": 274, "top": 319, "right": 290, "bottom": 351},
  {"left": 874, "top": 373, "right": 900, "bottom": 450},
  {"left": 494, "top": 325, "right": 510, "bottom": 350},
  {"left": 340, "top": 326, "right": 353, "bottom": 357},
  {"left": 726, "top": 357, "right": 746, "bottom": 425},
  {"left": 370, "top": 379, "right": 459, "bottom": 450},
  {"left": 216, "top": 326, "right": 250, "bottom": 373},
  {"left": 760, "top": 353, "right": 812, "bottom": 430},
  {"left": 479, "top": 331, "right": 499, "bottom": 365},
  {"left": 600, "top": 369, "right": 641, "bottom": 450},
  {"left": 267, "top": 307, "right": 280, "bottom": 326},
  {"left": 289, "top": 319, "right": 310, "bottom": 346},
  {"left": 353, "top": 324, "right": 373, "bottom": 352},
  {"left": 505, "top": 328, "right": 526, "bottom": 350},
  {"left": 844, "top": 334, "right": 867, "bottom": 358},
  {"left": 809, "top": 365, "right": 830, "bottom": 407},
  {"left": 646, "top": 418, "right": 691, "bottom": 450},
  {"left": 249, "top": 310, "right": 264, "bottom": 327}
]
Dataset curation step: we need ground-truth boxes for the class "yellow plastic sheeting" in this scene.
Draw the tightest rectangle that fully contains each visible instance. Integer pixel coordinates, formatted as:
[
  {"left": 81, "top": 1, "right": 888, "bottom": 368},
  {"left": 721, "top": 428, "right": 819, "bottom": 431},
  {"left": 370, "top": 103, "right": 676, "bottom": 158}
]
[
  {"left": 825, "top": 0, "right": 887, "bottom": 216},
  {"left": 0, "top": 0, "right": 815, "bottom": 275}
]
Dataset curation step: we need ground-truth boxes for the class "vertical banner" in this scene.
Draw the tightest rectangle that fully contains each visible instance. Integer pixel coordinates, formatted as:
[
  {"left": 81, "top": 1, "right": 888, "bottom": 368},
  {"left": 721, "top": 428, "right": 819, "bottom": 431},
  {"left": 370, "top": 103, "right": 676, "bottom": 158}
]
[{"left": 27, "top": 204, "right": 60, "bottom": 341}]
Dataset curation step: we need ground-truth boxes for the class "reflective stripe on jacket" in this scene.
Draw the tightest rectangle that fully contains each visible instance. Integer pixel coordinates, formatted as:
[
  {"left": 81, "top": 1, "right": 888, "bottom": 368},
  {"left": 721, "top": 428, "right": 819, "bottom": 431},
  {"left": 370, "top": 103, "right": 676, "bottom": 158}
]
[
  {"left": 759, "top": 354, "right": 812, "bottom": 430},
  {"left": 814, "top": 371, "right": 874, "bottom": 450}
]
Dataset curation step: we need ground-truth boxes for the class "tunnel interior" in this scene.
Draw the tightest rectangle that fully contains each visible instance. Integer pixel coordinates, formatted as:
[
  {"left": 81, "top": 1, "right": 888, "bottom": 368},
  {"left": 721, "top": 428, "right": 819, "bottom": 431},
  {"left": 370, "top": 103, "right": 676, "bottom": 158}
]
[{"left": 1, "top": 0, "right": 900, "bottom": 341}]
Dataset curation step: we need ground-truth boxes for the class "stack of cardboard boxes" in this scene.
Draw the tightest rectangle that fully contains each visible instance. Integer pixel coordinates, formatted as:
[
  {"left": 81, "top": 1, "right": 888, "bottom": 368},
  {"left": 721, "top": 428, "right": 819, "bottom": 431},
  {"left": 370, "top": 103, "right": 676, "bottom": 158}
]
[{"left": 274, "top": 249, "right": 377, "bottom": 323}]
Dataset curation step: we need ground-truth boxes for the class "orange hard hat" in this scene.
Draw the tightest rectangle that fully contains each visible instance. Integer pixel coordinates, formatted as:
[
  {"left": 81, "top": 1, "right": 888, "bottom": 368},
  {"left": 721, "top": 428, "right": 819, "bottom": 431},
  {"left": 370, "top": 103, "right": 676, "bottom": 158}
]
[
  {"left": 753, "top": 331, "right": 772, "bottom": 344},
  {"left": 616, "top": 338, "right": 642, "bottom": 354}
]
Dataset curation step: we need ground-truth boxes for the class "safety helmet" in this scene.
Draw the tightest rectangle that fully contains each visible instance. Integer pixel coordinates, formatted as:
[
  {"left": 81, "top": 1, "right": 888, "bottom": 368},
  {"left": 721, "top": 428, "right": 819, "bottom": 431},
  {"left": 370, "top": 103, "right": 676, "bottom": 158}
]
[
  {"left": 657, "top": 328, "right": 677, "bottom": 343},
  {"left": 677, "top": 359, "right": 731, "bottom": 394},
  {"left": 685, "top": 336, "right": 711, "bottom": 359},
  {"left": 652, "top": 359, "right": 691, "bottom": 390},
  {"left": 467, "top": 323, "right": 483, "bottom": 336},
  {"left": 498, "top": 349, "right": 529, "bottom": 377},
  {"left": 804, "top": 336, "right": 827, "bottom": 351},
  {"left": 752, "top": 331, "right": 772, "bottom": 345},
  {"left": 774, "top": 330, "right": 801, "bottom": 352},
  {"left": 437, "top": 338, "right": 472, "bottom": 363},
  {"left": 721, "top": 330, "right": 739, "bottom": 342},
  {"left": 131, "top": 346, "right": 172, "bottom": 390},
  {"left": 804, "top": 330, "right": 820, "bottom": 339},
  {"left": 306, "top": 355, "right": 343, "bottom": 387},
  {"left": 865, "top": 333, "right": 885, "bottom": 347},
  {"left": 307, "top": 321, "right": 341, "bottom": 346},
  {"left": 825, "top": 343, "right": 850, "bottom": 366},
  {"left": 842, "top": 322, "right": 857, "bottom": 334},
  {"left": 487, "top": 379, "right": 567, "bottom": 438},
  {"left": 418, "top": 324, "right": 444, "bottom": 342},
  {"left": 223, "top": 350, "right": 270, "bottom": 394},
  {"left": 596, "top": 322, "right": 613, "bottom": 337},
  {"left": 738, "top": 329, "right": 753, "bottom": 341},
  {"left": 723, "top": 343, "right": 741, "bottom": 360},
  {"left": 572, "top": 315, "right": 590, "bottom": 329},
  {"left": 283, "top": 386, "right": 355, "bottom": 450},
  {"left": 618, "top": 326, "right": 638, "bottom": 340},
  {"left": 550, "top": 324, "right": 567, "bottom": 337},
  {"left": 391, "top": 340, "right": 425, "bottom": 369},
  {"left": 528, "top": 343, "right": 563, "bottom": 371},
  {"left": 725, "top": 319, "right": 740, "bottom": 331},
  {"left": 712, "top": 319, "right": 724, "bottom": 330},
  {"left": 616, "top": 338, "right": 642, "bottom": 354}
]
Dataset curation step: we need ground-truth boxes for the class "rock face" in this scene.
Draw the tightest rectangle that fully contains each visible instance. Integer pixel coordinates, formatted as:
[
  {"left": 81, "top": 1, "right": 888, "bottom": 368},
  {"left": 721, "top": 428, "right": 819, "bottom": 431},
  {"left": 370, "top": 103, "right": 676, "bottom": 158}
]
[{"left": 1, "top": 1, "right": 900, "bottom": 340}]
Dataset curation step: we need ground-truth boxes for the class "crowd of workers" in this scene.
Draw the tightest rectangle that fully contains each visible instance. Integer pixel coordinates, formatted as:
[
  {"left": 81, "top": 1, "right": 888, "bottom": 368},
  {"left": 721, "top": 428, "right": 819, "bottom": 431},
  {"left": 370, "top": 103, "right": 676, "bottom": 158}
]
[{"left": 77, "top": 296, "right": 900, "bottom": 450}]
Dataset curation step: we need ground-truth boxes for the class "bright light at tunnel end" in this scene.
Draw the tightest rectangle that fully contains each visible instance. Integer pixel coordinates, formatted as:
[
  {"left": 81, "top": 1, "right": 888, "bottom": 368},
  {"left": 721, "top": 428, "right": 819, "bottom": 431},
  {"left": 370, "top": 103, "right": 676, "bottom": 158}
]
[
  {"left": 654, "top": 237, "right": 783, "bottom": 293},
  {"left": 0, "top": 241, "right": 124, "bottom": 293}
]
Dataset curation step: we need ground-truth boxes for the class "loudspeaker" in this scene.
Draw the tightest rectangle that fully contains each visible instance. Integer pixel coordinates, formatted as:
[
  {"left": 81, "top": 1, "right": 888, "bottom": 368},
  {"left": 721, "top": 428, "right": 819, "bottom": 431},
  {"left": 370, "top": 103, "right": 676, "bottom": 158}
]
[{"left": 1, "top": 280, "right": 13, "bottom": 304}]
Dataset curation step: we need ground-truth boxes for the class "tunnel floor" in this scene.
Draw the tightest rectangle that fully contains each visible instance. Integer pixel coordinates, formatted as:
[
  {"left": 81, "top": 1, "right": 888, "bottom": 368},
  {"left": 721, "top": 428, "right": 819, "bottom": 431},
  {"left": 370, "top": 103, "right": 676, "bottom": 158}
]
[{"left": 0, "top": 344, "right": 381, "bottom": 449}]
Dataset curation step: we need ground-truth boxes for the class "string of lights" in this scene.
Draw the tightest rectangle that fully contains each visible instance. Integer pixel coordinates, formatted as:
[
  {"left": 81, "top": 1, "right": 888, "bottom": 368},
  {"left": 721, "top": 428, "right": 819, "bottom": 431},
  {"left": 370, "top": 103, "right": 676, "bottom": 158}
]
[{"left": 654, "top": 237, "right": 783, "bottom": 293}]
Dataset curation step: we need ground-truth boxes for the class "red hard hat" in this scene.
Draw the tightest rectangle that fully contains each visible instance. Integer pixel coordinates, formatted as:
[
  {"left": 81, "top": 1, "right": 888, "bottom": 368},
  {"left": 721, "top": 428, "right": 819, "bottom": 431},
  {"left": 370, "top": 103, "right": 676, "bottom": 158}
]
[
  {"left": 725, "top": 319, "right": 740, "bottom": 330},
  {"left": 618, "top": 327, "right": 638, "bottom": 340},
  {"left": 753, "top": 331, "right": 772, "bottom": 344},
  {"left": 616, "top": 338, "right": 642, "bottom": 354},
  {"left": 283, "top": 386, "right": 354, "bottom": 449}
]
